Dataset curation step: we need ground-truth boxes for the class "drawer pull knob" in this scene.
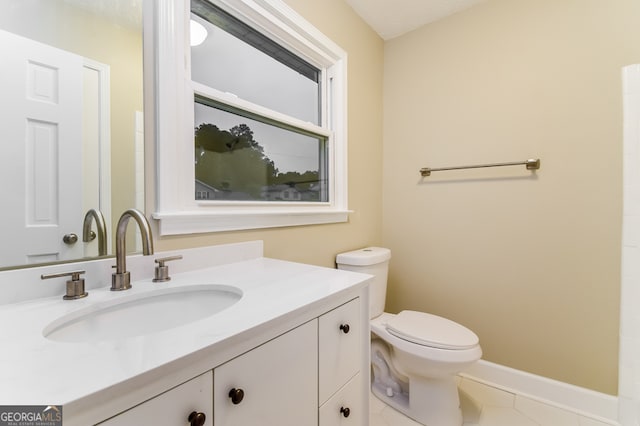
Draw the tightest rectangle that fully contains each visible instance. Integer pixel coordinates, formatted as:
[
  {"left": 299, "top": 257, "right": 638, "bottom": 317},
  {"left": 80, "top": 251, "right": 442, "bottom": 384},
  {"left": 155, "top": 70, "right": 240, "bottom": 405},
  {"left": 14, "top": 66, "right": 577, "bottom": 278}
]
[
  {"left": 229, "top": 387, "right": 245, "bottom": 404},
  {"left": 340, "top": 323, "right": 350, "bottom": 334},
  {"left": 188, "top": 411, "right": 206, "bottom": 426},
  {"left": 340, "top": 406, "right": 351, "bottom": 418}
]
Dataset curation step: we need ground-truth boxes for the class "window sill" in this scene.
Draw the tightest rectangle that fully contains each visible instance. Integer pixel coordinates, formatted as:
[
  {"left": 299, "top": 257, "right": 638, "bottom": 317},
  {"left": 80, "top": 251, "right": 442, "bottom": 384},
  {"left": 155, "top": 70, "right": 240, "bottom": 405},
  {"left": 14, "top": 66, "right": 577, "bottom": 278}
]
[{"left": 152, "top": 209, "right": 350, "bottom": 235}]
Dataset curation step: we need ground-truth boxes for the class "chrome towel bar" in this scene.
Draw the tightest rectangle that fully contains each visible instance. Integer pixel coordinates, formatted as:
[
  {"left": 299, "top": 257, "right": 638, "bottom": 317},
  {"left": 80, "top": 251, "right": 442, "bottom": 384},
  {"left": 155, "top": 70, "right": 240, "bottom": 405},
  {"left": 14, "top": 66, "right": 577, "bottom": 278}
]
[{"left": 420, "top": 158, "right": 540, "bottom": 177}]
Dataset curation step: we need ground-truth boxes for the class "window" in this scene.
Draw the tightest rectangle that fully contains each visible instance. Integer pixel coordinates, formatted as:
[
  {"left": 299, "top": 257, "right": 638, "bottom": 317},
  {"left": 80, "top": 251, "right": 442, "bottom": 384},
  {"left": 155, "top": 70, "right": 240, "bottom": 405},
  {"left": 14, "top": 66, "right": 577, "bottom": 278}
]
[
  {"left": 190, "top": 1, "right": 320, "bottom": 124},
  {"left": 151, "top": 0, "right": 348, "bottom": 234},
  {"left": 193, "top": 98, "right": 328, "bottom": 203}
]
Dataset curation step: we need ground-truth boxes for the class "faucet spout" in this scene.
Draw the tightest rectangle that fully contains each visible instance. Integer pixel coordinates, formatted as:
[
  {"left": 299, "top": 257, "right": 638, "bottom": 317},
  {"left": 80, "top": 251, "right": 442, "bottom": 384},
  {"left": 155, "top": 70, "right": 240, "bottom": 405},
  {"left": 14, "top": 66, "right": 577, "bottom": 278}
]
[
  {"left": 112, "top": 209, "right": 154, "bottom": 291},
  {"left": 82, "top": 208, "right": 108, "bottom": 256}
]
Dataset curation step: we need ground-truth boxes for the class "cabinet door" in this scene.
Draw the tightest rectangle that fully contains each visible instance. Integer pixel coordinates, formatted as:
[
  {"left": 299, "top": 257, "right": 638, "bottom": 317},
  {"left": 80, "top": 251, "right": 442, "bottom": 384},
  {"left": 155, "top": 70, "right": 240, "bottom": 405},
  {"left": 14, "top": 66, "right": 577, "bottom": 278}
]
[
  {"left": 319, "top": 373, "right": 362, "bottom": 426},
  {"left": 214, "top": 320, "right": 318, "bottom": 426},
  {"left": 99, "top": 372, "right": 212, "bottom": 425},
  {"left": 319, "top": 298, "right": 361, "bottom": 403}
]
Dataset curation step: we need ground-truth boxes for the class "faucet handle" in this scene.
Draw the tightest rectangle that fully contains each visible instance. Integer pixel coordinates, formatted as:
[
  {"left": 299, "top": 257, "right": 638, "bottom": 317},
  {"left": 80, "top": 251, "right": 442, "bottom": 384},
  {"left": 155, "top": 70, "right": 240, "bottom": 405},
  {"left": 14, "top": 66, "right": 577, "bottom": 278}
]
[
  {"left": 41, "top": 270, "right": 88, "bottom": 300},
  {"left": 153, "top": 255, "right": 183, "bottom": 282}
]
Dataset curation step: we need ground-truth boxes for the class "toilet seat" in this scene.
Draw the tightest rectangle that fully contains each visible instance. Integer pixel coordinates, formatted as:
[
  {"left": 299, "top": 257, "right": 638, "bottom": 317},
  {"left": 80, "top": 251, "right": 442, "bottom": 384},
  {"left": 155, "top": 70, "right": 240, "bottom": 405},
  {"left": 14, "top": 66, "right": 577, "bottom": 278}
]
[{"left": 385, "top": 310, "right": 479, "bottom": 350}]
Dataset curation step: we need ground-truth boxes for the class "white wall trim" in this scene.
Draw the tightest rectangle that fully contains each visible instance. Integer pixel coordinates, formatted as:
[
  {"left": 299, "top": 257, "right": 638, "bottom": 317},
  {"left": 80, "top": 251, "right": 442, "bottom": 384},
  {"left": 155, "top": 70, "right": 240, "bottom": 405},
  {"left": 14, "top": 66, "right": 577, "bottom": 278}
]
[
  {"left": 81, "top": 58, "right": 112, "bottom": 255},
  {"left": 619, "top": 63, "right": 640, "bottom": 426},
  {"left": 153, "top": 209, "right": 349, "bottom": 235},
  {"left": 461, "top": 360, "right": 619, "bottom": 424}
]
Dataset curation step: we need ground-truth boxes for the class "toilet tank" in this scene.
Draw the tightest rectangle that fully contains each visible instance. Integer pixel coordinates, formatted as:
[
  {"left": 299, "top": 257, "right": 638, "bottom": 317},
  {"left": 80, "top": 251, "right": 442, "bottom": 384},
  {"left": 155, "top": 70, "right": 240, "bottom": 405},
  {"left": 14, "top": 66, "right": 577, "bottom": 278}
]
[{"left": 336, "top": 247, "right": 391, "bottom": 319}]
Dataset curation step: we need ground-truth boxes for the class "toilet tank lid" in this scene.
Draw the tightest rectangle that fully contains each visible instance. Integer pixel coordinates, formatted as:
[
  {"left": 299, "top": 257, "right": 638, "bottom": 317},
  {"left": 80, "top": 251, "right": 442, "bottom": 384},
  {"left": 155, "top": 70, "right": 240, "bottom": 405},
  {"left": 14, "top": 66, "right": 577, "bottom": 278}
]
[{"left": 336, "top": 247, "right": 391, "bottom": 266}]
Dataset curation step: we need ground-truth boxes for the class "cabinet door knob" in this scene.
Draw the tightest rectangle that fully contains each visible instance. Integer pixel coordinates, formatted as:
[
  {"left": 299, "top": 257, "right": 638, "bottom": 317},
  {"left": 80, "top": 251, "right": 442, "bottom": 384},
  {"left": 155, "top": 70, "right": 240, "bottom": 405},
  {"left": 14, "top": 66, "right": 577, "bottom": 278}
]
[
  {"left": 229, "top": 387, "right": 245, "bottom": 404},
  {"left": 340, "top": 406, "right": 351, "bottom": 418},
  {"left": 188, "top": 411, "right": 206, "bottom": 426},
  {"left": 340, "top": 323, "right": 350, "bottom": 334}
]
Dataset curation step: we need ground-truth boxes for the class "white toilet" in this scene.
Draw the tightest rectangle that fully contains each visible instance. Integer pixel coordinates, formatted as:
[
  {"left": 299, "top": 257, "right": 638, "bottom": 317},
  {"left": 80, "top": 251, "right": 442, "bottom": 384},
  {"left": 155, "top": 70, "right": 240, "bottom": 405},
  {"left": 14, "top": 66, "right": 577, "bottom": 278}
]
[{"left": 336, "top": 247, "right": 482, "bottom": 426}]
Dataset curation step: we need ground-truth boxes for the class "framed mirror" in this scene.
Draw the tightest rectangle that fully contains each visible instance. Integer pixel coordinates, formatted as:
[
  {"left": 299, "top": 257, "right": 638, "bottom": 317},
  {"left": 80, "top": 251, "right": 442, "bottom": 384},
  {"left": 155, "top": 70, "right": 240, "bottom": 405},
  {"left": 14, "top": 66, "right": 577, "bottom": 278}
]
[{"left": 0, "top": 0, "right": 144, "bottom": 270}]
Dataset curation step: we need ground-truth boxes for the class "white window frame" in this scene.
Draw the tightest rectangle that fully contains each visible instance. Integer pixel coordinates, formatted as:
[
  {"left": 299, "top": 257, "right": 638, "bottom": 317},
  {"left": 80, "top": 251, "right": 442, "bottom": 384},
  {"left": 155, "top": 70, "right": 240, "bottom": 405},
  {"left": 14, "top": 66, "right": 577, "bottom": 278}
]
[{"left": 149, "top": 0, "right": 348, "bottom": 235}]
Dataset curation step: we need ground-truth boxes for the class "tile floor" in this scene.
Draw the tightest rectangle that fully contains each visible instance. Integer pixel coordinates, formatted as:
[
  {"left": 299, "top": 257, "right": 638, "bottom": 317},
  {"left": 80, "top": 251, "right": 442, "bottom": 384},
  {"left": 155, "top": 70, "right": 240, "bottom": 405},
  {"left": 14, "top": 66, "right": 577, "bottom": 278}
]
[{"left": 369, "top": 377, "right": 616, "bottom": 426}]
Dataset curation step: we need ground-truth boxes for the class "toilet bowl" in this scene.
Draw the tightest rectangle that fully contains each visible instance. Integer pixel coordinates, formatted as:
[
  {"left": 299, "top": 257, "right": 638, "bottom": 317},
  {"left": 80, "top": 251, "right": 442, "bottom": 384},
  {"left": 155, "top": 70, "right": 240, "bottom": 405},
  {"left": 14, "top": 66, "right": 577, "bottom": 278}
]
[
  {"left": 371, "top": 311, "right": 481, "bottom": 426},
  {"left": 336, "top": 247, "right": 482, "bottom": 426}
]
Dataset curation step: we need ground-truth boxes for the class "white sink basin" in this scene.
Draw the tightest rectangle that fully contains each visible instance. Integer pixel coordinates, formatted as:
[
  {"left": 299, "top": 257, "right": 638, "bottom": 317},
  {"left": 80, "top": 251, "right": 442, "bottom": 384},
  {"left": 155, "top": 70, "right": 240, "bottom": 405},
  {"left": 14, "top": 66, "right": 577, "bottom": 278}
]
[{"left": 43, "top": 284, "right": 242, "bottom": 342}]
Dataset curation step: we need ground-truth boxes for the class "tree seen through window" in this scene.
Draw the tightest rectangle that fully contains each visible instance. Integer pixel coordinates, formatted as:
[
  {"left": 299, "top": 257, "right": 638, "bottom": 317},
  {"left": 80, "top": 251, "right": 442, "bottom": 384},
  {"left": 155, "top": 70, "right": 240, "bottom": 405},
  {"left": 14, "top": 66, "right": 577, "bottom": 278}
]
[{"left": 194, "top": 122, "right": 323, "bottom": 202}]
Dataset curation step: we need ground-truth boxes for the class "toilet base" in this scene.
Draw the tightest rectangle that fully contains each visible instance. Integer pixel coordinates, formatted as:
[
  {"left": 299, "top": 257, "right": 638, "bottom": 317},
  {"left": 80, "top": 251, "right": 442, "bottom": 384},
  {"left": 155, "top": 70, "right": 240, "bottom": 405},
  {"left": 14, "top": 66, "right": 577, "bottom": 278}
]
[{"left": 372, "top": 375, "right": 463, "bottom": 426}]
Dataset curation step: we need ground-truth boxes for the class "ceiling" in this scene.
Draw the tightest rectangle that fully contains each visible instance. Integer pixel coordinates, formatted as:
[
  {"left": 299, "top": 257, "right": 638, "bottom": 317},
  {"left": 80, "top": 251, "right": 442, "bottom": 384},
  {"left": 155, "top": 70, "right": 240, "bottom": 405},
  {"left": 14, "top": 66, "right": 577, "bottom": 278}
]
[
  {"left": 63, "top": 0, "right": 143, "bottom": 30},
  {"left": 345, "top": 0, "right": 487, "bottom": 40},
  {"left": 62, "top": 0, "right": 484, "bottom": 40}
]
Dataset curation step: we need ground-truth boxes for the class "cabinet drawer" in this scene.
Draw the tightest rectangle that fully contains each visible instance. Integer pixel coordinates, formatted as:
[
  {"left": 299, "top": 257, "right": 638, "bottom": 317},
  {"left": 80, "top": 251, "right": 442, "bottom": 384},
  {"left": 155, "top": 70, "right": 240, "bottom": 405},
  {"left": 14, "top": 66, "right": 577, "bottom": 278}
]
[
  {"left": 214, "top": 320, "right": 318, "bottom": 426},
  {"left": 99, "top": 371, "right": 212, "bottom": 425},
  {"left": 318, "top": 297, "right": 361, "bottom": 404},
  {"left": 319, "top": 372, "right": 362, "bottom": 426}
]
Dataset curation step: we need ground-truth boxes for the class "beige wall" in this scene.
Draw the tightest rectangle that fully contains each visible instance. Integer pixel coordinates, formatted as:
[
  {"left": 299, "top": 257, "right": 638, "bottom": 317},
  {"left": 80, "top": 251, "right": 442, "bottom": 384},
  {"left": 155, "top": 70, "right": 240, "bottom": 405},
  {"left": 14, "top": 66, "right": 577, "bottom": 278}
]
[
  {"left": 151, "top": 0, "right": 384, "bottom": 268},
  {"left": 383, "top": 0, "right": 640, "bottom": 394}
]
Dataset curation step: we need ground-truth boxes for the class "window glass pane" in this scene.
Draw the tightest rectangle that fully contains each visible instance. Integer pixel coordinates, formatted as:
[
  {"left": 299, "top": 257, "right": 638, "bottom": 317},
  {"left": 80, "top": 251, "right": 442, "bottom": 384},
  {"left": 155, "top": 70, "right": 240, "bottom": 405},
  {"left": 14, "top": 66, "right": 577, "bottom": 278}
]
[
  {"left": 191, "top": 0, "right": 320, "bottom": 125},
  {"left": 194, "top": 100, "right": 328, "bottom": 202}
]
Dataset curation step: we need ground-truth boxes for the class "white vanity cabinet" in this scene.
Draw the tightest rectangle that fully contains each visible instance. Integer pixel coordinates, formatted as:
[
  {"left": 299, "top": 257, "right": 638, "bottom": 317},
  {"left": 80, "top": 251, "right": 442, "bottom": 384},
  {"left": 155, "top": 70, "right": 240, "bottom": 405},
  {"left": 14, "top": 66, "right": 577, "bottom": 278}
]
[
  {"left": 319, "top": 298, "right": 361, "bottom": 402},
  {"left": 212, "top": 297, "right": 363, "bottom": 426},
  {"left": 95, "top": 297, "right": 365, "bottom": 426},
  {"left": 0, "top": 242, "right": 372, "bottom": 426},
  {"left": 318, "top": 298, "right": 362, "bottom": 423},
  {"left": 319, "top": 373, "right": 362, "bottom": 426},
  {"left": 98, "top": 372, "right": 213, "bottom": 426},
  {"left": 214, "top": 320, "right": 318, "bottom": 426}
]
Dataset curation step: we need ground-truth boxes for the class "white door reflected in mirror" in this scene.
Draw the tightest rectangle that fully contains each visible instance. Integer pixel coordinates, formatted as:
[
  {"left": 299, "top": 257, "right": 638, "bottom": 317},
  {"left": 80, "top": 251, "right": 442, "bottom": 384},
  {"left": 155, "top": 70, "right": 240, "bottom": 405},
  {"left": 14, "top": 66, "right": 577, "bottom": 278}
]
[
  {"left": 0, "top": 0, "right": 144, "bottom": 270},
  {"left": 0, "top": 30, "right": 88, "bottom": 265}
]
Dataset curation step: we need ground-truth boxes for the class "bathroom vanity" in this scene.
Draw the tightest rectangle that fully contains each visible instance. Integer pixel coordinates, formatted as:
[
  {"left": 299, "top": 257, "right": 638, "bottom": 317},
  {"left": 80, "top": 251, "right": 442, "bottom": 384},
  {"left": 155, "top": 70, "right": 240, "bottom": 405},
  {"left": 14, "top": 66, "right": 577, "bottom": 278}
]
[{"left": 0, "top": 241, "right": 371, "bottom": 426}]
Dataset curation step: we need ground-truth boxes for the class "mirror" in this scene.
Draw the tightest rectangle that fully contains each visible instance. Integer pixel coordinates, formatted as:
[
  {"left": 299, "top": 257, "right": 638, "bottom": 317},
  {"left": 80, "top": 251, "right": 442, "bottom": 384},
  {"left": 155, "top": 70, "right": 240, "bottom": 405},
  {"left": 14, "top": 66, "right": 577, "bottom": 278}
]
[{"left": 0, "top": 0, "right": 144, "bottom": 270}]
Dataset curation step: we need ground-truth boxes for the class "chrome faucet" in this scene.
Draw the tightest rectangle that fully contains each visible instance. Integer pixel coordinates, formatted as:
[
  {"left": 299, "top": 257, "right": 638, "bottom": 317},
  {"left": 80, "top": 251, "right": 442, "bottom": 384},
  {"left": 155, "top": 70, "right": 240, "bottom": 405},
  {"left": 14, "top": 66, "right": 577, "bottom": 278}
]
[
  {"left": 111, "top": 209, "right": 154, "bottom": 291},
  {"left": 82, "top": 208, "right": 108, "bottom": 256}
]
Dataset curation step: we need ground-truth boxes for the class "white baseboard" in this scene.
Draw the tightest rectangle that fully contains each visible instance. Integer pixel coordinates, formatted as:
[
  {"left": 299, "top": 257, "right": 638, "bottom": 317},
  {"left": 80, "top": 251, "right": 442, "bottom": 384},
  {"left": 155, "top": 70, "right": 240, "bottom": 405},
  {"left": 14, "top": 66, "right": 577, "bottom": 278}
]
[{"left": 460, "top": 360, "right": 619, "bottom": 424}]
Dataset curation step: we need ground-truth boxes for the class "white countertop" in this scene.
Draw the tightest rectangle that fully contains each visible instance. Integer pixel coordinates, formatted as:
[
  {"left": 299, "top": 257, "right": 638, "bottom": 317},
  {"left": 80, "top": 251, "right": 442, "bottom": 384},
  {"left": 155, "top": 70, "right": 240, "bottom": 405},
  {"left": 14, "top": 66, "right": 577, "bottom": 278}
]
[{"left": 0, "top": 241, "right": 371, "bottom": 425}]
